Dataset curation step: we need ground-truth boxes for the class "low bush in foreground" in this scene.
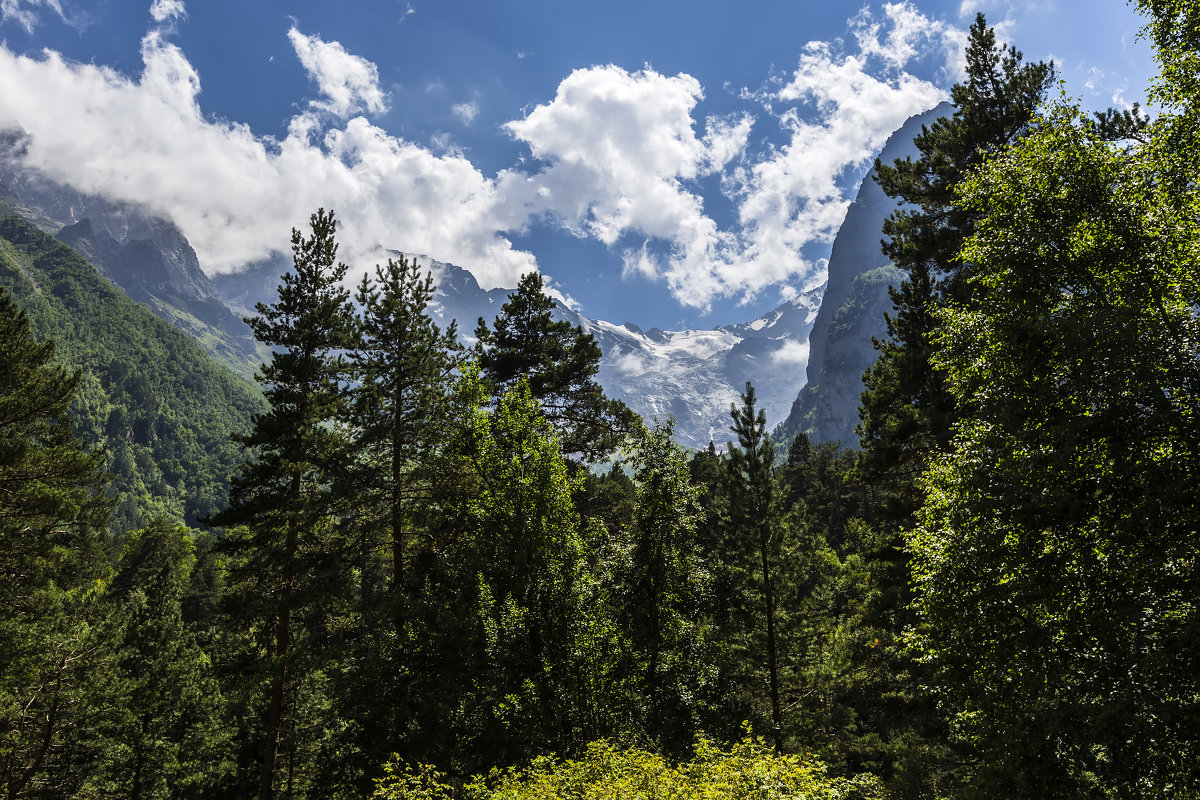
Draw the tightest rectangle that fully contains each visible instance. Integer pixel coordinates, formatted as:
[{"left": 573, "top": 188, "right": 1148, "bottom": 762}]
[{"left": 374, "top": 737, "right": 884, "bottom": 799}]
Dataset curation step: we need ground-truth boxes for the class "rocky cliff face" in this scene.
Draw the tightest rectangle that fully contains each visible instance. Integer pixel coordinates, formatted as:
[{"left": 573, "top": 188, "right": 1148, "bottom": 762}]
[{"left": 774, "top": 102, "right": 950, "bottom": 447}]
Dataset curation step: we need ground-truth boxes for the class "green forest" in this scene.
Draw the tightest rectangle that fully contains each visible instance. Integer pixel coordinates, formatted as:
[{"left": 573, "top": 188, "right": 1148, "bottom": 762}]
[{"left": 4, "top": 3, "right": 1200, "bottom": 798}]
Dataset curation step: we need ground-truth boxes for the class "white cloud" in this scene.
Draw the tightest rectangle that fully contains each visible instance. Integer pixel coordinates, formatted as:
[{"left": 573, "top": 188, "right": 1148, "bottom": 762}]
[
  {"left": 854, "top": 2, "right": 939, "bottom": 69},
  {"left": 957, "top": 0, "right": 985, "bottom": 16},
  {"left": 1, "top": 0, "right": 64, "bottom": 33},
  {"left": 0, "top": 4, "right": 962, "bottom": 313},
  {"left": 287, "top": 27, "right": 389, "bottom": 119},
  {"left": 0, "top": 31, "right": 536, "bottom": 289},
  {"left": 499, "top": 65, "right": 752, "bottom": 308},
  {"left": 612, "top": 349, "right": 650, "bottom": 375},
  {"left": 770, "top": 339, "right": 809, "bottom": 366},
  {"left": 149, "top": 0, "right": 185, "bottom": 23},
  {"left": 451, "top": 101, "right": 478, "bottom": 124}
]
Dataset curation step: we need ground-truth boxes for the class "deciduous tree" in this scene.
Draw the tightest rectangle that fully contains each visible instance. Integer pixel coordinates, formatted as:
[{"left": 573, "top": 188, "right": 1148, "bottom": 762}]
[{"left": 911, "top": 96, "right": 1200, "bottom": 797}]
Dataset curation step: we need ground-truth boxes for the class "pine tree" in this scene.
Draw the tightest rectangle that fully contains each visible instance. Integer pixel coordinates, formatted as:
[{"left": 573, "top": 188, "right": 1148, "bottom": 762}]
[
  {"left": 105, "top": 519, "right": 232, "bottom": 799},
  {"left": 474, "top": 272, "right": 637, "bottom": 463},
  {"left": 212, "top": 209, "right": 356, "bottom": 800},
  {"left": 847, "top": 22, "right": 1053, "bottom": 794},
  {"left": 858, "top": 14, "right": 1054, "bottom": 522},
  {"left": 0, "top": 285, "right": 116, "bottom": 799},
  {"left": 725, "top": 383, "right": 785, "bottom": 752},
  {"left": 623, "top": 423, "right": 717, "bottom": 754},
  {"left": 350, "top": 255, "right": 461, "bottom": 632},
  {"left": 329, "top": 255, "right": 462, "bottom": 792}
]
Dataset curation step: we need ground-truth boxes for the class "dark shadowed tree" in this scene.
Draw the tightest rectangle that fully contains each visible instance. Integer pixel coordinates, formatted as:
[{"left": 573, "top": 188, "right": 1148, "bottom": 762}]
[
  {"left": 725, "top": 383, "right": 785, "bottom": 753},
  {"left": 212, "top": 209, "right": 356, "bottom": 800},
  {"left": 105, "top": 519, "right": 232, "bottom": 799},
  {"left": 0, "top": 285, "right": 116, "bottom": 799},
  {"left": 858, "top": 13, "right": 1055, "bottom": 523},
  {"left": 474, "top": 272, "right": 637, "bottom": 464}
]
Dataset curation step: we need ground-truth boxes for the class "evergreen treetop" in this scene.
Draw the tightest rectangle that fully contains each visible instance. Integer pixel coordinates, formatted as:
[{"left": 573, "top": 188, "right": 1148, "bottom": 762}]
[{"left": 474, "top": 272, "right": 637, "bottom": 463}]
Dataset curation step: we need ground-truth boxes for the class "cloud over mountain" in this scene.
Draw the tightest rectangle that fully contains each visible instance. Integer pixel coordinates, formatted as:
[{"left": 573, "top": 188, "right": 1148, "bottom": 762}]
[{"left": 0, "top": 1, "right": 957, "bottom": 306}]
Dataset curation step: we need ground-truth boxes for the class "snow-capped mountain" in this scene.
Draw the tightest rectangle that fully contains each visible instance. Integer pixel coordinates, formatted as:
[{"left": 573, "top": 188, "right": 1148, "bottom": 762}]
[{"left": 421, "top": 258, "right": 821, "bottom": 449}]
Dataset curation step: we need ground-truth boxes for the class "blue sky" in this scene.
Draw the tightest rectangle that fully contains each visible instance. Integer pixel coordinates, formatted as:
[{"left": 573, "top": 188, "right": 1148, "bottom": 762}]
[{"left": 0, "top": 0, "right": 1155, "bottom": 328}]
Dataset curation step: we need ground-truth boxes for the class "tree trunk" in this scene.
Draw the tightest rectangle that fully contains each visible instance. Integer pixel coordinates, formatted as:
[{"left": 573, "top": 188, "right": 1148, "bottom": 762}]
[
  {"left": 760, "top": 527, "right": 783, "bottom": 753},
  {"left": 391, "top": 431, "right": 405, "bottom": 636},
  {"left": 261, "top": 496, "right": 298, "bottom": 800}
]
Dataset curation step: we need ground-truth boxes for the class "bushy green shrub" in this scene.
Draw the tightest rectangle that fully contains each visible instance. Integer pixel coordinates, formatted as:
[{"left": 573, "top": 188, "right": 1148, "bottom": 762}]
[{"left": 374, "top": 737, "right": 883, "bottom": 800}]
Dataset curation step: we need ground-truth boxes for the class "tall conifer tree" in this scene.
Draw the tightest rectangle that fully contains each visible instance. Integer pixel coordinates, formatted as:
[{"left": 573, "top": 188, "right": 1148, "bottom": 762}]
[
  {"left": 858, "top": 14, "right": 1054, "bottom": 522},
  {"left": 329, "top": 256, "right": 461, "bottom": 792},
  {"left": 351, "top": 255, "right": 461, "bottom": 633},
  {"left": 214, "top": 209, "right": 356, "bottom": 800},
  {"left": 0, "top": 286, "right": 115, "bottom": 799},
  {"left": 848, "top": 21, "right": 1052, "bottom": 795},
  {"left": 725, "top": 383, "right": 785, "bottom": 753}
]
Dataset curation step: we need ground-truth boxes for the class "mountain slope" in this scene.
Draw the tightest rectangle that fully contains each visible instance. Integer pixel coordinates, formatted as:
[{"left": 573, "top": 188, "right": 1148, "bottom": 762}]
[
  {"left": 0, "top": 211, "right": 264, "bottom": 529},
  {"left": 775, "top": 102, "right": 950, "bottom": 447},
  {"left": 0, "top": 131, "right": 264, "bottom": 379}
]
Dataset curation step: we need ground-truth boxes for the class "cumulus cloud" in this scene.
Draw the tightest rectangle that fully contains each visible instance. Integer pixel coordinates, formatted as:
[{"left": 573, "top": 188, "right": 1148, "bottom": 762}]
[
  {"left": 149, "top": 0, "right": 185, "bottom": 23},
  {"left": 499, "top": 65, "right": 753, "bottom": 308},
  {"left": 287, "top": 27, "right": 389, "bottom": 118},
  {"left": 0, "top": 30, "right": 535, "bottom": 288},
  {"left": 854, "top": 2, "right": 938, "bottom": 69}
]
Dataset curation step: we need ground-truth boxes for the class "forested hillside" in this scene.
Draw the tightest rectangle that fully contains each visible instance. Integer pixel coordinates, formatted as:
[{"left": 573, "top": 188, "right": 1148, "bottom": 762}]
[
  {"left": 0, "top": 209, "right": 264, "bottom": 529},
  {"left": 3, "top": 3, "right": 1200, "bottom": 800},
  {"left": 0, "top": 144, "right": 266, "bottom": 381}
]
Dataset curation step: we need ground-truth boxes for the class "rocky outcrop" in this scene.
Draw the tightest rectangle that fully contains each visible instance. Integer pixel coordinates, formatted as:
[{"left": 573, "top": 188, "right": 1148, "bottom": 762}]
[{"left": 774, "top": 102, "right": 951, "bottom": 447}]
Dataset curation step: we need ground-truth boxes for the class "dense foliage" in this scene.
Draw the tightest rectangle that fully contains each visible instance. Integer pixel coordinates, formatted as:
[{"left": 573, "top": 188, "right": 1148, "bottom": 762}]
[
  {"left": 0, "top": 214, "right": 264, "bottom": 530},
  {"left": 374, "top": 737, "right": 884, "bottom": 800},
  {"left": 911, "top": 85, "right": 1200, "bottom": 800}
]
